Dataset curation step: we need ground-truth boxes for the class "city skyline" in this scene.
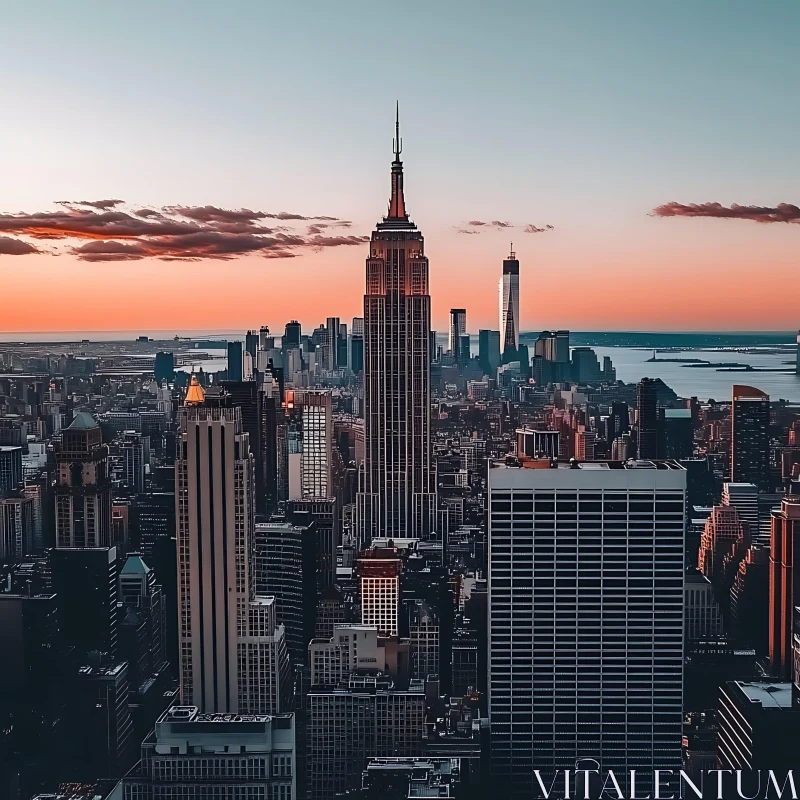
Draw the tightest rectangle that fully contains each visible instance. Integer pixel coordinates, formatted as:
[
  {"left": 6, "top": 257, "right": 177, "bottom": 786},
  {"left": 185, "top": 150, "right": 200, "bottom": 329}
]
[{"left": 1, "top": 2, "right": 799, "bottom": 332}]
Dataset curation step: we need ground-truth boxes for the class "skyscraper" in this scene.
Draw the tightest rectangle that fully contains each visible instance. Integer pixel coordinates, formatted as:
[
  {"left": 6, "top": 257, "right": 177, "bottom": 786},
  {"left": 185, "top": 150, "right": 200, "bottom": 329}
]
[
  {"left": 769, "top": 488, "right": 800, "bottom": 678},
  {"left": 300, "top": 390, "right": 333, "bottom": 499},
  {"left": 358, "top": 108, "right": 435, "bottom": 543},
  {"left": 54, "top": 412, "right": 112, "bottom": 548},
  {"left": 154, "top": 351, "right": 175, "bottom": 383},
  {"left": 176, "top": 379, "right": 290, "bottom": 713},
  {"left": 478, "top": 329, "right": 501, "bottom": 376},
  {"left": 226, "top": 340, "right": 243, "bottom": 382},
  {"left": 637, "top": 377, "right": 658, "bottom": 459},
  {"left": 488, "top": 460, "right": 685, "bottom": 791},
  {"left": 284, "top": 320, "right": 302, "bottom": 349},
  {"left": 449, "top": 308, "right": 466, "bottom": 360},
  {"left": 731, "top": 384, "right": 771, "bottom": 492},
  {"left": 499, "top": 246, "right": 520, "bottom": 359},
  {"left": 350, "top": 316, "right": 364, "bottom": 373}
]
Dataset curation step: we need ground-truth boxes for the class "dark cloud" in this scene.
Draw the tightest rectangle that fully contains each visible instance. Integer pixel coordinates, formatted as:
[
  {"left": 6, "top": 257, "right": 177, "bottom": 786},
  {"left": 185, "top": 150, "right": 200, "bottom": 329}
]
[
  {"left": 56, "top": 199, "right": 125, "bottom": 210},
  {"left": 652, "top": 201, "right": 800, "bottom": 224},
  {"left": 308, "top": 234, "right": 370, "bottom": 248},
  {"left": 0, "top": 200, "right": 362, "bottom": 262},
  {"left": 455, "top": 228, "right": 481, "bottom": 235},
  {"left": 523, "top": 224, "right": 554, "bottom": 234},
  {"left": 166, "top": 205, "right": 268, "bottom": 224},
  {"left": 491, "top": 220, "right": 512, "bottom": 228},
  {"left": 0, "top": 236, "right": 40, "bottom": 255},
  {"left": 467, "top": 220, "right": 488, "bottom": 227}
]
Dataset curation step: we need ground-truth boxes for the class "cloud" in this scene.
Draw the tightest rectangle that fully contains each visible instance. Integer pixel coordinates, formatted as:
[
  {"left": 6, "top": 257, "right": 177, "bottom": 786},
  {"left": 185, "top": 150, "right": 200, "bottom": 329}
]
[
  {"left": 0, "top": 236, "right": 40, "bottom": 255},
  {"left": 0, "top": 201, "right": 364, "bottom": 262},
  {"left": 652, "top": 201, "right": 800, "bottom": 224},
  {"left": 56, "top": 199, "right": 125, "bottom": 210},
  {"left": 459, "top": 219, "right": 554, "bottom": 234}
]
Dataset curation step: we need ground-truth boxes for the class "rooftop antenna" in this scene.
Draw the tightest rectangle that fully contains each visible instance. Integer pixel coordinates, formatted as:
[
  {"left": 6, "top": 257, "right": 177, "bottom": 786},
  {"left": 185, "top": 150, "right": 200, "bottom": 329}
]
[
  {"left": 509, "top": 242, "right": 515, "bottom": 259},
  {"left": 393, "top": 101, "right": 402, "bottom": 160}
]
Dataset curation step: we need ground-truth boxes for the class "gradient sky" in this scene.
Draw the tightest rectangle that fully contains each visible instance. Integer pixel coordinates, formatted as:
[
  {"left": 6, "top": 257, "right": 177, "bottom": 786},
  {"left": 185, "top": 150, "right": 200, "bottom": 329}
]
[{"left": 1, "top": 1, "right": 798, "bottom": 333}]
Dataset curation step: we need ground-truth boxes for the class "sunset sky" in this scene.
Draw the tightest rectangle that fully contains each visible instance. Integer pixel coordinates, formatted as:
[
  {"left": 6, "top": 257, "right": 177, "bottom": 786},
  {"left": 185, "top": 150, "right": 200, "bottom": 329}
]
[{"left": 1, "top": 1, "right": 798, "bottom": 333}]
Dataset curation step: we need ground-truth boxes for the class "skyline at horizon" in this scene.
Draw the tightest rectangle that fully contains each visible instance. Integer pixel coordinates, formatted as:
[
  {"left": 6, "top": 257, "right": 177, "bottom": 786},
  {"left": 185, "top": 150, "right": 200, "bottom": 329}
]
[{"left": 1, "top": 1, "right": 798, "bottom": 332}]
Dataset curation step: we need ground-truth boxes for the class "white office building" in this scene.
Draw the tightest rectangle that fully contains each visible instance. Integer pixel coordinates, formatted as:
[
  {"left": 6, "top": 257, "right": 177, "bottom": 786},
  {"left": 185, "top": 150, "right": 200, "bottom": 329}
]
[
  {"left": 124, "top": 705, "right": 296, "bottom": 800},
  {"left": 488, "top": 460, "right": 685, "bottom": 790}
]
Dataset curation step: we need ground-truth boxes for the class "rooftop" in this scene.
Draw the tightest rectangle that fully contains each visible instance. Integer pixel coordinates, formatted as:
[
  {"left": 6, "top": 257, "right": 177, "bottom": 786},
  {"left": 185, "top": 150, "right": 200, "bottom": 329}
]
[
  {"left": 67, "top": 411, "right": 98, "bottom": 430},
  {"left": 736, "top": 681, "right": 793, "bottom": 709}
]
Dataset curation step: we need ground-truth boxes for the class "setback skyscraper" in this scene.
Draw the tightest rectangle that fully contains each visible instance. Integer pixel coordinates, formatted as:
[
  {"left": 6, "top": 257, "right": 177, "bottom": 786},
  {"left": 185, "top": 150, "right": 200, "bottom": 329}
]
[
  {"left": 176, "top": 378, "right": 290, "bottom": 714},
  {"left": 499, "top": 246, "right": 520, "bottom": 359},
  {"left": 357, "top": 108, "right": 436, "bottom": 543}
]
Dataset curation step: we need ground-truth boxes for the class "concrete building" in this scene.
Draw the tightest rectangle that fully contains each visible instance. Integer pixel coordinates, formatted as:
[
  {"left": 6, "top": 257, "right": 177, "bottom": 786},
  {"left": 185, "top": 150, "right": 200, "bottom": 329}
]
[
  {"left": 769, "top": 490, "right": 800, "bottom": 677},
  {"left": 54, "top": 412, "right": 112, "bottom": 548},
  {"left": 684, "top": 567, "right": 723, "bottom": 641},
  {"left": 176, "top": 383, "right": 290, "bottom": 713},
  {"left": 300, "top": 390, "right": 333, "bottom": 499},
  {"left": 488, "top": 460, "right": 685, "bottom": 790},
  {"left": 306, "top": 675, "right": 425, "bottom": 800},
  {"left": 0, "top": 444, "right": 23, "bottom": 496},
  {"left": 358, "top": 547, "right": 402, "bottom": 637},
  {"left": 124, "top": 705, "right": 296, "bottom": 800},
  {"left": 717, "top": 681, "right": 800, "bottom": 771}
]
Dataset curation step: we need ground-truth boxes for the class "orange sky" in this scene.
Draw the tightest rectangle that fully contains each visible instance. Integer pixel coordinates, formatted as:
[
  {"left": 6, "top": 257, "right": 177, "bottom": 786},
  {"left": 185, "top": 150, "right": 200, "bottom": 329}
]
[{"left": 3, "top": 217, "right": 797, "bottom": 334}]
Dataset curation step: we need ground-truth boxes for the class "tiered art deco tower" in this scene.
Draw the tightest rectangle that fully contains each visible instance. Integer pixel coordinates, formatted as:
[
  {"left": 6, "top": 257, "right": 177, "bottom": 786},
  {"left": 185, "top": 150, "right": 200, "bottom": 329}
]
[{"left": 358, "top": 107, "right": 436, "bottom": 543}]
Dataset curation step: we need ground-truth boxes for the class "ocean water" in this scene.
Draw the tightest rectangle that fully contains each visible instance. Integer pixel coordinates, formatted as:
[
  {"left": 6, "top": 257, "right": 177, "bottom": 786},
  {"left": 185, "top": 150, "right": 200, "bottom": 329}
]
[{"left": 591, "top": 346, "right": 800, "bottom": 403}]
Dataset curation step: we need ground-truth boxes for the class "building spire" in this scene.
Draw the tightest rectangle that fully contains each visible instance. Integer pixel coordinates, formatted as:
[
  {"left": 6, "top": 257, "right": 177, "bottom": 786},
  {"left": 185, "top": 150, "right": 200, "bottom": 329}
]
[{"left": 387, "top": 103, "right": 407, "bottom": 219}]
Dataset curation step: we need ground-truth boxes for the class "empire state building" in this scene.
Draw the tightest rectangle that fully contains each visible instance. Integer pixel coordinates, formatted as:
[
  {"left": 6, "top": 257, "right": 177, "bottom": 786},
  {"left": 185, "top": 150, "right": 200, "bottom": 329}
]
[{"left": 357, "top": 108, "right": 436, "bottom": 543}]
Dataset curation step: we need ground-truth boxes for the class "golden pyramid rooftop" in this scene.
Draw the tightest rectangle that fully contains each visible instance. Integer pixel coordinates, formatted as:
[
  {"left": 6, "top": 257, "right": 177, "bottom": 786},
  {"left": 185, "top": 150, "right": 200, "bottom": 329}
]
[{"left": 184, "top": 374, "right": 205, "bottom": 406}]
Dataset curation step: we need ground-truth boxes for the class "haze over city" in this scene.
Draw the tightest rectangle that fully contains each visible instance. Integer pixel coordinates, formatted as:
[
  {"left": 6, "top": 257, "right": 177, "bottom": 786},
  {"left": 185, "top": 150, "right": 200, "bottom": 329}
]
[{"left": 1, "top": 0, "right": 798, "bottom": 332}]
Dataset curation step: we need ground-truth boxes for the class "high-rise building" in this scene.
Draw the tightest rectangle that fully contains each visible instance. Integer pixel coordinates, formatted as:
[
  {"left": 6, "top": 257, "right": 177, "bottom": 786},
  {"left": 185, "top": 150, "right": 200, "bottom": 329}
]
[
  {"left": 124, "top": 705, "right": 296, "bottom": 800},
  {"left": 488, "top": 460, "right": 685, "bottom": 790},
  {"left": 731, "top": 384, "right": 771, "bottom": 491},
  {"left": 281, "top": 320, "right": 300, "bottom": 350},
  {"left": 449, "top": 308, "right": 467, "bottom": 360},
  {"left": 54, "top": 412, "right": 112, "bottom": 548},
  {"left": 300, "top": 390, "right": 333, "bottom": 499},
  {"left": 350, "top": 316, "right": 364, "bottom": 373},
  {"left": 358, "top": 109, "right": 435, "bottom": 543},
  {"left": 254, "top": 520, "right": 318, "bottom": 665},
  {"left": 722, "top": 481, "right": 760, "bottom": 540},
  {"left": 325, "top": 316, "right": 340, "bottom": 371},
  {"left": 176, "top": 382, "right": 290, "bottom": 713},
  {"left": 245, "top": 329, "right": 259, "bottom": 360},
  {"left": 0, "top": 493, "right": 34, "bottom": 560},
  {"left": 698, "top": 504, "right": 748, "bottom": 584},
  {"left": 358, "top": 546, "right": 402, "bottom": 637},
  {"left": 636, "top": 377, "right": 659, "bottom": 459},
  {"left": 288, "top": 498, "right": 339, "bottom": 592},
  {"left": 718, "top": 681, "right": 800, "bottom": 771},
  {"left": 660, "top": 407, "right": 694, "bottom": 459},
  {"left": 227, "top": 340, "right": 243, "bottom": 382},
  {"left": 478, "top": 329, "right": 501, "bottom": 377},
  {"left": 499, "top": 246, "right": 519, "bottom": 358},
  {"left": 306, "top": 676, "right": 425, "bottom": 800},
  {"left": 153, "top": 351, "right": 175, "bottom": 383},
  {"left": 769, "top": 490, "right": 800, "bottom": 678},
  {"left": 221, "top": 380, "right": 266, "bottom": 514},
  {"left": 121, "top": 429, "right": 147, "bottom": 493},
  {"left": 50, "top": 545, "right": 119, "bottom": 657},
  {"left": 684, "top": 567, "right": 723, "bottom": 641},
  {"left": 136, "top": 491, "right": 175, "bottom": 562}
]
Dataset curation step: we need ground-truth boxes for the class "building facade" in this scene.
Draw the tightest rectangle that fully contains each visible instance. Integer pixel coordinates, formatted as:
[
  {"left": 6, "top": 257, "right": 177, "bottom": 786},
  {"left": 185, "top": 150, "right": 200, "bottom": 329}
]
[
  {"left": 488, "top": 461, "right": 685, "bottom": 791},
  {"left": 357, "top": 110, "right": 436, "bottom": 544},
  {"left": 176, "top": 384, "right": 289, "bottom": 714}
]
